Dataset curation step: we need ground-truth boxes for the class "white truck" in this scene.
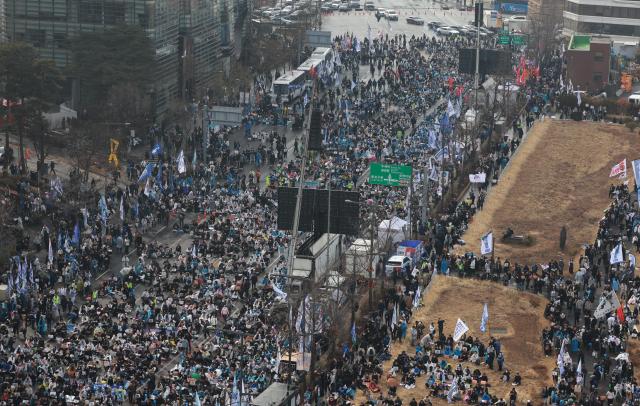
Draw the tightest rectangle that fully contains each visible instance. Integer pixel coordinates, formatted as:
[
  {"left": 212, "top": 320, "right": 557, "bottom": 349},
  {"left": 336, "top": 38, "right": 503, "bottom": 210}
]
[{"left": 483, "top": 10, "right": 499, "bottom": 29}]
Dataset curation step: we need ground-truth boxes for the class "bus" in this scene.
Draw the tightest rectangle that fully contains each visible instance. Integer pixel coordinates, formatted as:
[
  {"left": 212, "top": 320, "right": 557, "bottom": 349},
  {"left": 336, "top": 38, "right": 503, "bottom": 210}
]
[
  {"left": 310, "top": 47, "right": 333, "bottom": 65},
  {"left": 297, "top": 58, "right": 324, "bottom": 80},
  {"left": 272, "top": 70, "right": 307, "bottom": 103}
]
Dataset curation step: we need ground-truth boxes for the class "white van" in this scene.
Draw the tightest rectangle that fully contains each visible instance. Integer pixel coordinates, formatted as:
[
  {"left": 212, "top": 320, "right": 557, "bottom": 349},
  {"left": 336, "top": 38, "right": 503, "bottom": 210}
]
[{"left": 385, "top": 255, "right": 411, "bottom": 277}]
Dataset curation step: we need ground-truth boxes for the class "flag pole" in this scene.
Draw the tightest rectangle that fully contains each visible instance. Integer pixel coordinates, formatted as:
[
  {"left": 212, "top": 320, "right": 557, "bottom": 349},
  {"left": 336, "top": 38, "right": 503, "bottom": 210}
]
[{"left": 490, "top": 229, "right": 494, "bottom": 263}]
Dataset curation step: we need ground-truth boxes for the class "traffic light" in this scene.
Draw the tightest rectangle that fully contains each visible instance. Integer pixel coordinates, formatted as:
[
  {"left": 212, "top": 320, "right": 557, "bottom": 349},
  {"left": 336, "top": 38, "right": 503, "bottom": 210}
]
[{"left": 474, "top": 2, "right": 484, "bottom": 27}]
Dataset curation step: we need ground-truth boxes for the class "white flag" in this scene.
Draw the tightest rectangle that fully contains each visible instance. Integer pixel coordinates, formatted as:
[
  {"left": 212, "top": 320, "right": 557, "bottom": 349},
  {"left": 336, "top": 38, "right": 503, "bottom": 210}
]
[
  {"left": 480, "top": 232, "right": 493, "bottom": 255},
  {"left": 453, "top": 318, "right": 469, "bottom": 341},
  {"left": 576, "top": 358, "right": 582, "bottom": 378},
  {"left": 610, "top": 159, "right": 627, "bottom": 178},
  {"left": 447, "top": 100, "right": 456, "bottom": 117},
  {"left": 559, "top": 74, "right": 564, "bottom": 89},
  {"left": 557, "top": 341, "right": 566, "bottom": 376},
  {"left": 576, "top": 91, "right": 582, "bottom": 106},
  {"left": 391, "top": 304, "right": 398, "bottom": 330},
  {"left": 610, "top": 243, "right": 624, "bottom": 265},
  {"left": 272, "top": 281, "right": 288, "bottom": 300},
  {"left": 119, "top": 196, "right": 124, "bottom": 222},
  {"left": 447, "top": 377, "right": 458, "bottom": 403},
  {"left": 177, "top": 150, "right": 186, "bottom": 174},
  {"left": 413, "top": 287, "right": 421, "bottom": 308},
  {"left": 48, "top": 238, "right": 54, "bottom": 264},
  {"left": 609, "top": 158, "right": 627, "bottom": 178},
  {"left": 630, "top": 253, "right": 636, "bottom": 269},
  {"left": 480, "top": 303, "right": 489, "bottom": 333}
]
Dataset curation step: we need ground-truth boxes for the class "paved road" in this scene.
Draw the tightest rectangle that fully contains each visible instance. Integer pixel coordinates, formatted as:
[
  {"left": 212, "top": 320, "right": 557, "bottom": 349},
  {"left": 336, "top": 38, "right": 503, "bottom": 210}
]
[{"left": 322, "top": 0, "right": 473, "bottom": 39}]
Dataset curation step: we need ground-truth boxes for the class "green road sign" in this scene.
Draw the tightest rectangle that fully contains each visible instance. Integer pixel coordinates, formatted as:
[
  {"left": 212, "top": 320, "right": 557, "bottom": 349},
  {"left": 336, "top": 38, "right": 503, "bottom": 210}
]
[
  {"left": 511, "top": 35, "right": 527, "bottom": 45},
  {"left": 498, "top": 34, "right": 510, "bottom": 45},
  {"left": 369, "top": 163, "right": 412, "bottom": 187}
]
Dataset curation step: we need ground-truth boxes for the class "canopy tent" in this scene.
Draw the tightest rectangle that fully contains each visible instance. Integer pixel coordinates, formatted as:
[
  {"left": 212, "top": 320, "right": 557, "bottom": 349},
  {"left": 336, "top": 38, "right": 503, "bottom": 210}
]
[{"left": 378, "top": 216, "right": 408, "bottom": 248}]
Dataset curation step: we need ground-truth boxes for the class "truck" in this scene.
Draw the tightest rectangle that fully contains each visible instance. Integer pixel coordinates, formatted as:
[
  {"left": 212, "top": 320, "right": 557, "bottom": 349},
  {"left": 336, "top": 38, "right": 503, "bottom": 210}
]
[
  {"left": 345, "top": 238, "right": 380, "bottom": 276},
  {"left": 483, "top": 10, "right": 499, "bottom": 29},
  {"left": 289, "top": 233, "right": 344, "bottom": 293},
  {"left": 396, "top": 240, "right": 424, "bottom": 268},
  {"left": 503, "top": 15, "right": 528, "bottom": 33}
]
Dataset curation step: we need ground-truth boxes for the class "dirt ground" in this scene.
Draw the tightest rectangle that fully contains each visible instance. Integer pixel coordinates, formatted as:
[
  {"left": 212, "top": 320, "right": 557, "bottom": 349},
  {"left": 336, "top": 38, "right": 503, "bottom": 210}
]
[
  {"left": 456, "top": 120, "right": 640, "bottom": 265},
  {"left": 355, "top": 277, "right": 554, "bottom": 405}
]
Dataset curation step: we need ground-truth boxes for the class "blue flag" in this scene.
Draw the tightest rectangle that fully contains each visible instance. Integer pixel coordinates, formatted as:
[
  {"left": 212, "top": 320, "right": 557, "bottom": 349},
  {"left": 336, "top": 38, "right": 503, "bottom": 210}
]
[
  {"left": 151, "top": 143, "right": 162, "bottom": 156},
  {"left": 72, "top": 223, "right": 80, "bottom": 247},
  {"left": 480, "top": 303, "right": 489, "bottom": 333},
  {"left": 351, "top": 322, "right": 357, "bottom": 344},
  {"left": 138, "top": 162, "right": 154, "bottom": 183},
  {"left": 232, "top": 373, "right": 240, "bottom": 406},
  {"left": 98, "top": 195, "right": 108, "bottom": 224}
]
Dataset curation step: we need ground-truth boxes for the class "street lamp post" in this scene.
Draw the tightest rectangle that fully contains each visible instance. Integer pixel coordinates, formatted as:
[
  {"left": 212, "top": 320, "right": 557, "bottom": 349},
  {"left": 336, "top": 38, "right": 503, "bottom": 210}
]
[{"left": 346, "top": 199, "right": 380, "bottom": 311}]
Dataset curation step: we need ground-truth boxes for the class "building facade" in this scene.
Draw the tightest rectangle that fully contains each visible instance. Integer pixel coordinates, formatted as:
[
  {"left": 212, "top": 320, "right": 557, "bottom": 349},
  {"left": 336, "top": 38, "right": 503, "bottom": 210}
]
[
  {"left": 0, "top": 0, "right": 5, "bottom": 43},
  {"left": 529, "top": 0, "right": 564, "bottom": 23},
  {"left": 565, "top": 35, "right": 611, "bottom": 92},
  {"left": 4, "top": 0, "right": 245, "bottom": 114},
  {"left": 563, "top": 0, "right": 640, "bottom": 43}
]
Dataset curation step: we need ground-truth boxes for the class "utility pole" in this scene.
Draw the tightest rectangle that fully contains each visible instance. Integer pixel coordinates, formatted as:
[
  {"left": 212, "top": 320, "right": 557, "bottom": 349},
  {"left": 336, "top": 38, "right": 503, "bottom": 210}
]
[
  {"left": 368, "top": 211, "right": 375, "bottom": 309},
  {"left": 474, "top": 0, "right": 481, "bottom": 145},
  {"left": 284, "top": 78, "right": 316, "bottom": 395}
]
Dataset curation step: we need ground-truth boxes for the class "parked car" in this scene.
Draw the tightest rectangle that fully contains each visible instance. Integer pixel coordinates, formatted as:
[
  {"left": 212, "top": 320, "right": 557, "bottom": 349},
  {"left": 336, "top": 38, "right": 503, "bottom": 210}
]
[
  {"left": 428, "top": 21, "right": 443, "bottom": 29},
  {"left": 321, "top": 4, "right": 332, "bottom": 11},
  {"left": 339, "top": 3, "right": 350, "bottom": 11},
  {"left": 329, "top": 2, "right": 340, "bottom": 9},
  {"left": 406, "top": 16, "right": 425, "bottom": 25},
  {"left": 364, "top": 1, "right": 376, "bottom": 10},
  {"left": 386, "top": 9, "right": 399, "bottom": 20},
  {"left": 441, "top": 5, "right": 450, "bottom": 10},
  {"left": 375, "top": 7, "right": 386, "bottom": 18}
]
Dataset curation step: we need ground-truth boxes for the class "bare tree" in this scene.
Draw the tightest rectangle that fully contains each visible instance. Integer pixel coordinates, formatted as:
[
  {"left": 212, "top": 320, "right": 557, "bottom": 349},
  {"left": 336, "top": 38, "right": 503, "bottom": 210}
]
[
  {"left": 69, "top": 121, "right": 105, "bottom": 181},
  {"left": 29, "top": 113, "right": 51, "bottom": 177}
]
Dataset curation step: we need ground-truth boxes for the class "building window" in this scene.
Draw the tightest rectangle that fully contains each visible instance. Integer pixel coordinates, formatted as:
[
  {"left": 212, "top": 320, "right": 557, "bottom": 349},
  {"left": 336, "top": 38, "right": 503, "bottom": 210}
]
[
  {"left": 26, "top": 29, "right": 46, "bottom": 48},
  {"left": 78, "top": 0, "right": 103, "bottom": 24},
  {"left": 594, "top": 51, "right": 604, "bottom": 62},
  {"left": 53, "top": 33, "right": 69, "bottom": 49},
  {"left": 593, "top": 73, "right": 603, "bottom": 83}
]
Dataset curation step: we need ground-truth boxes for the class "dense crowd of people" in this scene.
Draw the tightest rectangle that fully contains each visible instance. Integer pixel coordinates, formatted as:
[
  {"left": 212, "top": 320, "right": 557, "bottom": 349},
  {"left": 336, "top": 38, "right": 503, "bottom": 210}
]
[
  {"left": 1, "top": 21, "right": 633, "bottom": 406},
  {"left": 318, "top": 51, "right": 640, "bottom": 406}
]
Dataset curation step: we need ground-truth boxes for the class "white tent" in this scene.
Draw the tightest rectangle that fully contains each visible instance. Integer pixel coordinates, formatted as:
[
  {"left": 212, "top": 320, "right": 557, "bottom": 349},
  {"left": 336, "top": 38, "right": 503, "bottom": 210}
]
[{"left": 378, "top": 216, "right": 408, "bottom": 248}]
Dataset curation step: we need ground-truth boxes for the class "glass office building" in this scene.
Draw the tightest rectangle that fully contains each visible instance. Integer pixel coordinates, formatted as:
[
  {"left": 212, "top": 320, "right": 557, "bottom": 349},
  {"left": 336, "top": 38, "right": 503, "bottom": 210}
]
[{"left": 4, "top": 0, "right": 239, "bottom": 114}]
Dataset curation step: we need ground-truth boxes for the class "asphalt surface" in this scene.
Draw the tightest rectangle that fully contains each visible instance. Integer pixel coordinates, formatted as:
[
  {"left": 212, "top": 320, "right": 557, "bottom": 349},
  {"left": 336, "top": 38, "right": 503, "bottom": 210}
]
[{"left": 321, "top": 0, "right": 474, "bottom": 40}]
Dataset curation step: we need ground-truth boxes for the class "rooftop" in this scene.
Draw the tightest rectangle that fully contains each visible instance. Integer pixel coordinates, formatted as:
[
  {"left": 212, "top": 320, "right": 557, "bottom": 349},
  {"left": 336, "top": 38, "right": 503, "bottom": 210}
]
[{"left": 569, "top": 34, "right": 591, "bottom": 50}]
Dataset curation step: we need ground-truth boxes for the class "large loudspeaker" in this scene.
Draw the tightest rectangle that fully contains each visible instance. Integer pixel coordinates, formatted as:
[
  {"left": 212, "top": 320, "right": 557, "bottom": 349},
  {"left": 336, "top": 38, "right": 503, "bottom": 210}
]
[
  {"left": 458, "top": 49, "right": 512, "bottom": 76},
  {"left": 474, "top": 2, "right": 484, "bottom": 27},
  {"left": 308, "top": 109, "right": 323, "bottom": 151}
]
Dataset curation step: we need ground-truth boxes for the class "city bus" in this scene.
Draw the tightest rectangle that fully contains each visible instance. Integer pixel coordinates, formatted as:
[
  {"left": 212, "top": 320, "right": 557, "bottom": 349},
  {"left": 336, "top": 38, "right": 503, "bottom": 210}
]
[
  {"left": 310, "top": 47, "right": 333, "bottom": 65},
  {"left": 272, "top": 70, "right": 307, "bottom": 103},
  {"left": 297, "top": 58, "right": 324, "bottom": 81}
]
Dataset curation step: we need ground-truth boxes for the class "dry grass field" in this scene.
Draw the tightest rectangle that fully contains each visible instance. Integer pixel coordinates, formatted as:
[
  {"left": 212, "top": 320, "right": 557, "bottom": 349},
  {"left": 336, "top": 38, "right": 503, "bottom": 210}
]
[
  {"left": 355, "top": 277, "right": 554, "bottom": 405},
  {"left": 354, "top": 120, "right": 640, "bottom": 405},
  {"left": 457, "top": 120, "right": 640, "bottom": 265}
]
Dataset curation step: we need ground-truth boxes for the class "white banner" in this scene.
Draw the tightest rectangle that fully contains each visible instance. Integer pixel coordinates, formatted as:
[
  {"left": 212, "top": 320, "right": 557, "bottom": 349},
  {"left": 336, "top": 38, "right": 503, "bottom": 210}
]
[
  {"left": 469, "top": 173, "right": 486, "bottom": 183},
  {"left": 593, "top": 291, "right": 621, "bottom": 319},
  {"left": 453, "top": 318, "right": 469, "bottom": 341},
  {"left": 480, "top": 232, "right": 493, "bottom": 255},
  {"left": 610, "top": 159, "right": 627, "bottom": 178}
]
